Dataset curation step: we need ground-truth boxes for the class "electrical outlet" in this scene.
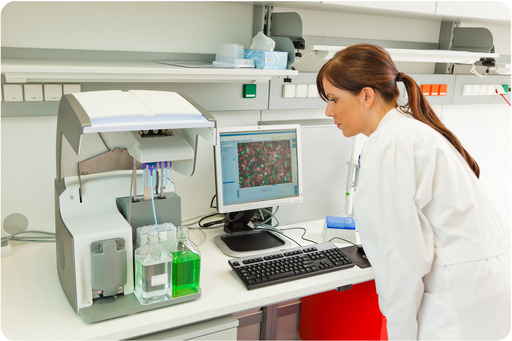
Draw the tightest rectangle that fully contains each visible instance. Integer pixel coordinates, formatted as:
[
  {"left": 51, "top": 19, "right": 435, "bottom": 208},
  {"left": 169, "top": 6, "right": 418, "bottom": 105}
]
[
  {"left": 63, "top": 84, "right": 81, "bottom": 95},
  {"left": 282, "top": 84, "right": 296, "bottom": 98},
  {"left": 3, "top": 84, "right": 23, "bottom": 101},
  {"left": 307, "top": 84, "right": 319, "bottom": 98},
  {"left": 2, "top": 213, "right": 28, "bottom": 235},
  {"left": 295, "top": 84, "right": 308, "bottom": 98},
  {"left": 44, "top": 84, "right": 62, "bottom": 101},
  {"left": 24, "top": 84, "right": 43, "bottom": 101}
]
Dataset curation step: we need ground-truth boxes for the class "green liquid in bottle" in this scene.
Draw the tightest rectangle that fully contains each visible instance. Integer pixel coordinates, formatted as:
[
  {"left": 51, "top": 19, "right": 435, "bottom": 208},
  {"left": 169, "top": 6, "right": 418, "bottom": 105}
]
[{"left": 171, "top": 250, "right": 200, "bottom": 297}]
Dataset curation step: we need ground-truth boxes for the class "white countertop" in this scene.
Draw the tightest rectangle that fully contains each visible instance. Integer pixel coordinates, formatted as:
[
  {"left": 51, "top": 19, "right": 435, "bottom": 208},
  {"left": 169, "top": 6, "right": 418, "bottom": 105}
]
[{"left": 1, "top": 219, "right": 374, "bottom": 340}]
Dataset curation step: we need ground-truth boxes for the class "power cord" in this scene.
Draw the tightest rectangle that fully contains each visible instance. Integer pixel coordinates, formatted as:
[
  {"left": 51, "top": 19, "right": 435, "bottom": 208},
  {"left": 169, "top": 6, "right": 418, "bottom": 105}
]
[
  {"left": 328, "top": 236, "right": 360, "bottom": 247},
  {"left": 253, "top": 207, "right": 280, "bottom": 228},
  {"left": 209, "top": 194, "right": 218, "bottom": 210},
  {"left": 182, "top": 195, "right": 224, "bottom": 229},
  {"left": 280, "top": 227, "right": 318, "bottom": 245},
  {"left": 470, "top": 62, "right": 489, "bottom": 78},
  {"left": 2, "top": 230, "right": 56, "bottom": 246},
  {"left": 254, "top": 225, "right": 302, "bottom": 247},
  {"left": 252, "top": 207, "right": 320, "bottom": 246},
  {"left": 198, "top": 213, "right": 225, "bottom": 228},
  {"left": 254, "top": 224, "right": 318, "bottom": 247}
]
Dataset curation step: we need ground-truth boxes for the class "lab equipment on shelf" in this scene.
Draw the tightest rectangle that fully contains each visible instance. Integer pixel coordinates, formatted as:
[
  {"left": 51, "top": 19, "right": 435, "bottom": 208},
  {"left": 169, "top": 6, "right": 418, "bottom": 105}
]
[{"left": 228, "top": 241, "right": 354, "bottom": 290}]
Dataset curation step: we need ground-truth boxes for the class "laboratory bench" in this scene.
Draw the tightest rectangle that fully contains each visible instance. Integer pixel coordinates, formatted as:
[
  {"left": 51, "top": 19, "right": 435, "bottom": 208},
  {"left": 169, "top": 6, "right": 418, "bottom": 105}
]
[{"left": 1, "top": 219, "right": 375, "bottom": 340}]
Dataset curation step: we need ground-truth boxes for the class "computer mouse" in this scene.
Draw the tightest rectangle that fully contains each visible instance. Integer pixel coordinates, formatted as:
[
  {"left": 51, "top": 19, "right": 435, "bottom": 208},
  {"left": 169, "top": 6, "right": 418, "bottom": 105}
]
[{"left": 357, "top": 246, "right": 367, "bottom": 259}]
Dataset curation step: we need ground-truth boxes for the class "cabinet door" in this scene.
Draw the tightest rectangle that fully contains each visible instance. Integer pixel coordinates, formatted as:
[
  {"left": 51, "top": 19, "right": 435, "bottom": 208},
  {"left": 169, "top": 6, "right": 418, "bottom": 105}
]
[
  {"left": 132, "top": 315, "right": 238, "bottom": 340},
  {"left": 435, "top": 1, "right": 510, "bottom": 21},
  {"left": 299, "top": 280, "right": 387, "bottom": 340}
]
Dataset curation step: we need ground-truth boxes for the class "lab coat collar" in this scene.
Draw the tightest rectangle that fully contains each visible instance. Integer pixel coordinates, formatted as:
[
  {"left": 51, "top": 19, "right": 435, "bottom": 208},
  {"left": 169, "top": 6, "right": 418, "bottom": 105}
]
[{"left": 369, "top": 107, "right": 402, "bottom": 138}]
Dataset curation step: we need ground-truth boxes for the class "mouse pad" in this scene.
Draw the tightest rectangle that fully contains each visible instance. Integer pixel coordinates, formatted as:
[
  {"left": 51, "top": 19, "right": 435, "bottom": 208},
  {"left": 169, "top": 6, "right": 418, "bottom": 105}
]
[{"left": 339, "top": 245, "right": 372, "bottom": 268}]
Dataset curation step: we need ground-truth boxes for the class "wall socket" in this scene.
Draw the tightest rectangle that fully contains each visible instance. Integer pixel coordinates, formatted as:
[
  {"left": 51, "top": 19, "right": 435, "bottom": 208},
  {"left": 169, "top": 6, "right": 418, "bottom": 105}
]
[
  {"left": 2, "top": 213, "right": 29, "bottom": 235},
  {"left": 1, "top": 83, "right": 81, "bottom": 102}
]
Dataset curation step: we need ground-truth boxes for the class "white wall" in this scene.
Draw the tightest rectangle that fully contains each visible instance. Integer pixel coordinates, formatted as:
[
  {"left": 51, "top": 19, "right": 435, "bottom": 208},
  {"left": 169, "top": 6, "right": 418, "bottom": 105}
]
[
  {"left": 0, "top": 1, "right": 256, "bottom": 234},
  {"left": 441, "top": 104, "right": 511, "bottom": 228},
  {"left": 1, "top": 116, "right": 57, "bottom": 233},
  {"left": 1, "top": 1, "right": 511, "bottom": 234},
  {"left": 1, "top": 2, "right": 254, "bottom": 53},
  {"left": 275, "top": 5, "right": 441, "bottom": 43}
]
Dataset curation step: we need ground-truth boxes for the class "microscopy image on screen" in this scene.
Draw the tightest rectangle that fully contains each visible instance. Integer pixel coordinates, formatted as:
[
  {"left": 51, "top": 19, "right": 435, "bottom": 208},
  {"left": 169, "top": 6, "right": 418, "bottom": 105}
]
[{"left": 237, "top": 140, "right": 292, "bottom": 188}]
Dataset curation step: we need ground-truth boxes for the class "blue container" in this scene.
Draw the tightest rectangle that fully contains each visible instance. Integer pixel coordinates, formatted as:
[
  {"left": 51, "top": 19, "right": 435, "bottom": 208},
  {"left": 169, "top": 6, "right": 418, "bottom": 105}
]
[
  {"left": 244, "top": 49, "right": 288, "bottom": 69},
  {"left": 325, "top": 216, "right": 356, "bottom": 230}
]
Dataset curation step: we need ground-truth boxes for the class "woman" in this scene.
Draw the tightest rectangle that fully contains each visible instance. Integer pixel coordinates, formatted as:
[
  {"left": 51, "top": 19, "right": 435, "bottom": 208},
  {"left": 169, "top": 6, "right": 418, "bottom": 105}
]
[{"left": 317, "top": 44, "right": 510, "bottom": 339}]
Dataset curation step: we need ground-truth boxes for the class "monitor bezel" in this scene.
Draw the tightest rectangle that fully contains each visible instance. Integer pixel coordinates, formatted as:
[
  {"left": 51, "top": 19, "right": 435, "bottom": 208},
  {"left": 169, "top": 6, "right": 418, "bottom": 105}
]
[{"left": 214, "top": 124, "right": 304, "bottom": 214}]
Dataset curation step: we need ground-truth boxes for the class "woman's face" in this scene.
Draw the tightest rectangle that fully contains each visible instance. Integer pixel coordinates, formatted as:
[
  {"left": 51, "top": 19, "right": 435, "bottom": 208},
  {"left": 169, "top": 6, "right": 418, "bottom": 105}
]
[{"left": 322, "top": 78, "right": 367, "bottom": 137}]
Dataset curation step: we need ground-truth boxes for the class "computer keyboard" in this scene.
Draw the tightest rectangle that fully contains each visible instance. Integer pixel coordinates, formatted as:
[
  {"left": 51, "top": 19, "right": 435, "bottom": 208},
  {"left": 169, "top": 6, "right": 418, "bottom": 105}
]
[{"left": 228, "top": 241, "right": 354, "bottom": 290}]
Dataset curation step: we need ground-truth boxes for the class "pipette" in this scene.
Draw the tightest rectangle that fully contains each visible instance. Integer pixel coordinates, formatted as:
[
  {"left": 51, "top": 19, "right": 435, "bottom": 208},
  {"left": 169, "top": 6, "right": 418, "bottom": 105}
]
[
  {"left": 345, "top": 140, "right": 360, "bottom": 216},
  {"left": 149, "top": 167, "right": 159, "bottom": 229},
  {"left": 143, "top": 163, "right": 151, "bottom": 201}
]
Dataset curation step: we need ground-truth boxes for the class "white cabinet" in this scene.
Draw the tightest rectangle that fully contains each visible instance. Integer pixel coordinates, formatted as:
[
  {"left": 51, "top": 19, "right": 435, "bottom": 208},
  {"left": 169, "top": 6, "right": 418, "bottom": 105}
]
[
  {"left": 326, "top": 1, "right": 437, "bottom": 15},
  {"left": 435, "top": 1, "right": 510, "bottom": 22},
  {"left": 131, "top": 315, "right": 238, "bottom": 340},
  {"left": 293, "top": 1, "right": 509, "bottom": 22}
]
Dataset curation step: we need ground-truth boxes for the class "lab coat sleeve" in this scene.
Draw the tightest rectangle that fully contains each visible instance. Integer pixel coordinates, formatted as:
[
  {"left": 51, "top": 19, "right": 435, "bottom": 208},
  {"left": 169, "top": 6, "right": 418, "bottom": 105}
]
[{"left": 353, "top": 130, "right": 435, "bottom": 340}]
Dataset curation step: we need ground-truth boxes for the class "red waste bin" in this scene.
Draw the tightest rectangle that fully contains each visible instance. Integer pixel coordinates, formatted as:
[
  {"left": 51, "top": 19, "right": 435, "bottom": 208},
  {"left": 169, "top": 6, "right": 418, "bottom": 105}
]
[{"left": 299, "top": 280, "right": 387, "bottom": 340}]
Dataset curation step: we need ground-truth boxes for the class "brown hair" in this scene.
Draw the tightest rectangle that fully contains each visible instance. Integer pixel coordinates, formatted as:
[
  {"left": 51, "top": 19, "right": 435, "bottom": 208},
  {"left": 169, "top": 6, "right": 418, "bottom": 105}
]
[{"left": 317, "top": 44, "right": 480, "bottom": 178}]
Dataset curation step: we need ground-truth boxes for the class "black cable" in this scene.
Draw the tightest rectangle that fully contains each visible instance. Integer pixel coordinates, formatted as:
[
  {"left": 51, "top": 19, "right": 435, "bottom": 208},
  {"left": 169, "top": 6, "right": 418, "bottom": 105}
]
[
  {"left": 201, "top": 220, "right": 224, "bottom": 228},
  {"left": 256, "top": 226, "right": 302, "bottom": 247},
  {"left": 2, "top": 230, "right": 56, "bottom": 246},
  {"left": 256, "top": 209, "right": 273, "bottom": 225},
  {"left": 279, "top": 227, "right": 318, "bottom": 244},
  {"left": 254, "top": 225, "right": 319, "bottom": 247},
  {"left": 210, "top": 194, "right": 217, "bottom": 209},
  {"left": 328, "top": 236, "right": 359, "bottom": 247},
  {"left": 253, "top": 207, "right": 280, "bottom": 228},
  {"left": 198, "top": 212, "right": 225, "bottom": 228}
]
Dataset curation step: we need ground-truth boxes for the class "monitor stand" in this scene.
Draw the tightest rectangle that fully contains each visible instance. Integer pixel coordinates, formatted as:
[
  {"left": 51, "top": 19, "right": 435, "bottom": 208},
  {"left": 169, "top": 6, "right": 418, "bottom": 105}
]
[{"left": 214, "top": 210, "right": 292, "bottom": 258}]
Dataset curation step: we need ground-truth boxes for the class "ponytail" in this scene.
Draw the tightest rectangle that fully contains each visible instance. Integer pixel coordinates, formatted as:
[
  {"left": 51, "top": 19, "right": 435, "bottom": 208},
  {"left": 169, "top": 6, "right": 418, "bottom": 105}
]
[{"left": 400, "top": 74, "right": 480, "bottom": 178}]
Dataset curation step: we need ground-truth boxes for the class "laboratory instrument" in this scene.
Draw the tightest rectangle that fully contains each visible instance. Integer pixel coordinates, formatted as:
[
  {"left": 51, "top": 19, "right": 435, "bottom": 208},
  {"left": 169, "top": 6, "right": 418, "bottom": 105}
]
[
  {"left": 54, "top": 90, "right": 215, "bottom": 322},
  {"left": 228, "top": 241, "right": 354, "bottom": 289},
  {"left": 322, "top": 137, "right": 360, "bottom": 242},
  {"left": 213, "top": 124, "right": 304, "bottom": 257},
  {"left": 344, "top": 140, "right": 360, "bottom": 216}
]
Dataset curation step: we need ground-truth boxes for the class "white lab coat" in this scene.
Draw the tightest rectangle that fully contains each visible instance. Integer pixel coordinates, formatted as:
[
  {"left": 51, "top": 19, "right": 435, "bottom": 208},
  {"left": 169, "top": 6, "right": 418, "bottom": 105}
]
[{"left": 353, "top": 108, "right": 510, "bottom": 340}]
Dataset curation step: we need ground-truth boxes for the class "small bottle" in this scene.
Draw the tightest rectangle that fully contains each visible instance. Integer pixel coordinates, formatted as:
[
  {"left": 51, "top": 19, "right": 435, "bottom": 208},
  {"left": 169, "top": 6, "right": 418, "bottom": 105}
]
[
  {"left": 169, "top": 226, "right": 201, "bottom": 298},
  {"left": 134, "top": 228, "right": 172, "bottom": 304}
]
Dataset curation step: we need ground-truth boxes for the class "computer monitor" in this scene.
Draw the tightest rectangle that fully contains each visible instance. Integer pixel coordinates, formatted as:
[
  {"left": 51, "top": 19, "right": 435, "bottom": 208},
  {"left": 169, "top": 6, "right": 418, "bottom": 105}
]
[{"left": 213, "top": 124, "right": 303, "bottom": 257}]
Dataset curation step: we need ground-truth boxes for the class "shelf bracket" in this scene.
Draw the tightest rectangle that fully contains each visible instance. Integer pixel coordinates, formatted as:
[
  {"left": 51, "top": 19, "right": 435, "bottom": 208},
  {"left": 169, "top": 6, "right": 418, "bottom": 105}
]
[
  {"left": 252, "top": 4, "right": 273, "bottom": 37},
  {"left": 435, "top": 21, "right": 459, "bottom": 74}
]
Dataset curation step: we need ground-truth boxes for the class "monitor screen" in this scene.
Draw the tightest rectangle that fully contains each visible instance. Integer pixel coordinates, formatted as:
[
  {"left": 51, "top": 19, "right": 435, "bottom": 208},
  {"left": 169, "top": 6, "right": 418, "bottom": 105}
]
[{"left": 215, "top": 124, "right": 303, "bottom": 214}]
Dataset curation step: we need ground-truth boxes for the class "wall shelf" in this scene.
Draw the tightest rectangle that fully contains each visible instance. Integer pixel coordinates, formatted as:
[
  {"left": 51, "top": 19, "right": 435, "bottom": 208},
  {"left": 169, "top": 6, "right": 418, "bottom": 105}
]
[
  {"left": 1, "top": 59, "right": 298, "bottom": 84},
  {"left": 308, "top": 45, "right": 500, "bottom": 64}
]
